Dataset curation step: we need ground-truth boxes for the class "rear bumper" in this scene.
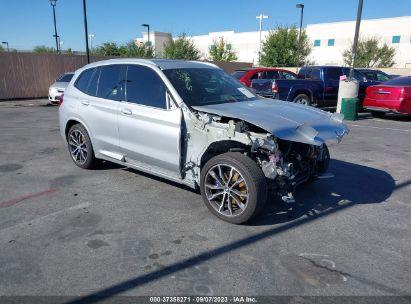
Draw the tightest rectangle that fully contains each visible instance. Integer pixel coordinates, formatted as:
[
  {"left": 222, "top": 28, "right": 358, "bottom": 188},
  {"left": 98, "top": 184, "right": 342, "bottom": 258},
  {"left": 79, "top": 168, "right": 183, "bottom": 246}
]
[
  {"left": 364, "top": 97, "right": 411, "bottom": 115},
  {"left": 364, "top": 106, "right": 410, "bottom": 115}
]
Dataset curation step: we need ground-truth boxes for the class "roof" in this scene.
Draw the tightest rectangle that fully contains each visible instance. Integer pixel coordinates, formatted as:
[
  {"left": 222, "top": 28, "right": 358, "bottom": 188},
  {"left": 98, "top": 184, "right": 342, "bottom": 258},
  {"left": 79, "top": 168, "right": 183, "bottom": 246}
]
[{"left": 82, "top": 58, "right": 219, "bottom": 70}]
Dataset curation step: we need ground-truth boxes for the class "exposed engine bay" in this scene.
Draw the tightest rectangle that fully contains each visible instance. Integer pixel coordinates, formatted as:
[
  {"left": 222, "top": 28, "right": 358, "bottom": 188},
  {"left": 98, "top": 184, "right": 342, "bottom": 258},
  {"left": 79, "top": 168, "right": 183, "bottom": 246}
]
[{"left": 182, "top": 107, "right": 337, "bottom": 203}]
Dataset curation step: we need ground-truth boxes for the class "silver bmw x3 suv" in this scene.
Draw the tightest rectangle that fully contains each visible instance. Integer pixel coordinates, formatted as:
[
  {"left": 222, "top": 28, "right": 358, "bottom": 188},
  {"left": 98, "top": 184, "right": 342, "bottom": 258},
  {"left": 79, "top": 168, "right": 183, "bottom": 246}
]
[{"left": 59, "top": 59, "right": 348, "bottom": 224}]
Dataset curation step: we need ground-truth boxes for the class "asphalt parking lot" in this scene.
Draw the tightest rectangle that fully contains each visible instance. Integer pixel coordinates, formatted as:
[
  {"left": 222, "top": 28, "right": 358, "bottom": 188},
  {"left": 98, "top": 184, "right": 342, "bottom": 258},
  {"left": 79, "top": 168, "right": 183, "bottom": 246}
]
[{"left": 0, "top": 99, "right": 410, "bottom": 300}]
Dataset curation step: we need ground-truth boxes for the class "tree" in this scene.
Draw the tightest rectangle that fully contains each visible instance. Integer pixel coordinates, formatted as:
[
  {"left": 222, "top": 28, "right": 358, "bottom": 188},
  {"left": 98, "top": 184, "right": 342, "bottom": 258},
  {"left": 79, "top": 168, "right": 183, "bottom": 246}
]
[
  {"left": 94, "top": 42, "right": 122, "bottom": 56},
  {"left": 119, "top": 41, "right": 154, "bottom": 58},
  {"left": 343, "top": 38, "right": 395, "bottom": 68},
  {"left": 33, "top": 45, "right": 56, "bottom": 53},
  {"left": 163, "top": 34, "right": 200, "bottom": 60},
  {"left": 0, "top": 45, "right": 4, "bottom": 52},
  {"left": 260, "top": 25, "right": 311, "bottom": 67},
  {"left": 208, "top": 37, "right": 237, "bottom": 62}
]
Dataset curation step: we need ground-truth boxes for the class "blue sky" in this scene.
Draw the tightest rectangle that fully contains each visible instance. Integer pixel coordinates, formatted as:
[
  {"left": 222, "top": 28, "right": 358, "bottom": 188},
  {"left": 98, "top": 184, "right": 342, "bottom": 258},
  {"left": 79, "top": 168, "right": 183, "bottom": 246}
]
[{"left": 1, "top": 0, "right": 410, "bottom": 51}]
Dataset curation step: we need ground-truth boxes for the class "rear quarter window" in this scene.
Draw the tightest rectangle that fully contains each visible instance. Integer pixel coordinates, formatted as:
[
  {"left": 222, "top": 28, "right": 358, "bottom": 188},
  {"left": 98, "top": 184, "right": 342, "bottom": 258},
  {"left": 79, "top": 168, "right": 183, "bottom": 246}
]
[{"left": 75, "top": 68, "right": 95, "bottom": 93}]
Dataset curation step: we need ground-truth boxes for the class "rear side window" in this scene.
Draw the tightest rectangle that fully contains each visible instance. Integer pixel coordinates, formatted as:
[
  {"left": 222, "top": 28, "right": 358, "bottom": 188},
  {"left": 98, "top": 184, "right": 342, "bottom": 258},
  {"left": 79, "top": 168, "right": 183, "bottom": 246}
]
[
  {"left": 96, "top": 65, "right": 126, "bottom": 101},
  {"left": 309, "top": 69, "right": 321, "bottom": 80},
  {"left": 324, "top": 68, "right": 343, "bottom": 81},
  {"left": 265, "top": 71, "right": 280, "bottom": 79},
  {"left": 298, "top": 68, "right": 308, "bottom": 78},
  {"left": 362, "top": 71, "right": 377, "bottom": 81},
  {"left": 75, "top": 68, "right": 95, "bottom": 93},
  {"left": 281, "top": 71, "right": 297, "bottom": 80},
  {"left": 87, "top": 68, "right": 99, "bottom": 96},
  {"left": 125, "top": 65, "right": 167, "bottom": 109},
  {"left": 376, "top": 72, "right": 390, "bottom": 82},
  {"left": 382, "top": 76, "right": 411, "bottom": 86}
]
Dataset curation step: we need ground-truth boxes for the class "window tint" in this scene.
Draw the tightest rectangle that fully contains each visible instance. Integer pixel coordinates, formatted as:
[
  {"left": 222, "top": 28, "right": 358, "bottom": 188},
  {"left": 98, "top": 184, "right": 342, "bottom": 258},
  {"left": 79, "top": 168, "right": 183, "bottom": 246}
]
[
  {"left": 96, "top": 65, "right": 126, "bottom": 101},
  {"left": 126, "top": 65, "right": 167, "bottom": 109},
  {"left": 309, "top": 69, "right": 321, "bottom": 80},
  {"left": 57, "top": 73, "right": 74, "bottom": 82},
  {"left": 281, "top": 71, "right": 297, "bottom": 80},
  {"left": 376, "top": 72, "right": 390, "bottom": 82},
  {"left": 232, "top": 71, "right": 246, "bottom": 79},
  {"left": 75, "top": 68, "right": 95, "bottom": 93},
  {"left": 324, "top": 68, "right": 343, "bottom": 80},
  {"left": 163, "top": 68, "right": 257, "bottom": 107},
  {"left": 362, "top": 71, "right": 377, "bottom": 81},
  {"left": 298, "top": 68, "right": 307, "bottom": 78},
  {"left": 265, "top": 71, "right": 280, "bottom": 79},
  {"left": 327, "top": 39, "right": 335, "bottom": 46},
  {"left": 382, "top": 76, "right": 411, "bottom": 86},
  {"left": 342, "top": 68, "right": 365, "bottom": 82},
  {"left": 314, "top": 39, "right": 321, "bottom": 47},
  {"left": 87, "top": 67, "right": 99, "bottom": 96}
]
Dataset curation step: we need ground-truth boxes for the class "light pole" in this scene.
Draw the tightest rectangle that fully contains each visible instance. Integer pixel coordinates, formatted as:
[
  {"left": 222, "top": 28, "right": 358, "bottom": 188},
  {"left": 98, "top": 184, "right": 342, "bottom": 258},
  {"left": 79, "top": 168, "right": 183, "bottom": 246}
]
[
  {"left": 349, "top": 0, "right": 363, "bottom": 78},
  {"left": 142, "top": 24, "right": 150, "bottom": 47},
  {"left": 256, "top": 13, "right": 269, "bottom": 65},
  {"left": 296, "top": 3, "right": 304, "bottom": 67},
  {"left": 49, "top": 0, "right": 59, "bottom": 53},
  {"left": 83, "top": 0, "right": 90, "bottom": 63},
  {"left": 2, "top": 41, "right": 9, "bottom": 52},
  {"left": 88, "top": 34, "right": 95, "bottom": 53}
]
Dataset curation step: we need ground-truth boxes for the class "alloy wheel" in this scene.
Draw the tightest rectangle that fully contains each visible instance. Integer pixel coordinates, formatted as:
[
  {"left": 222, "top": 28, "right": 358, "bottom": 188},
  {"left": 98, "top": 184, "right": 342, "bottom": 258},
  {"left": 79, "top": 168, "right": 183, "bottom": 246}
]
[
  {"left": 204, "top": 164, "right": 249, "bottom": 217},
  {"left": 68, "top": 129, "right": 88, "bottom": 165}
]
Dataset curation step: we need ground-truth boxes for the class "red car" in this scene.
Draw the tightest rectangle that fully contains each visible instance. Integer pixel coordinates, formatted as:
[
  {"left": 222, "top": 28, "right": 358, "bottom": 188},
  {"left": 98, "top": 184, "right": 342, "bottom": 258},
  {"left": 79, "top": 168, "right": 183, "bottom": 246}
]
[
  {"left": 364, "top": 76, "right": 411, "bottom": 117},
  {"left": 232, "top": 68, "right": 298, "bottom": 87}
]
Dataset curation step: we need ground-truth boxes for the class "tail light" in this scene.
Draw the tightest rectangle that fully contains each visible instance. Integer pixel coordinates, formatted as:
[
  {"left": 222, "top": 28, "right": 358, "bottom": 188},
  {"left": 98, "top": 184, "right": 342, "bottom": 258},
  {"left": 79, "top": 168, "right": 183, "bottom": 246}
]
[
  {"left": 58, "top": 94, "right": 64, "bottom": 107},
  {"left": 271, "top": 81, "right": 278, "bottom": 93}
]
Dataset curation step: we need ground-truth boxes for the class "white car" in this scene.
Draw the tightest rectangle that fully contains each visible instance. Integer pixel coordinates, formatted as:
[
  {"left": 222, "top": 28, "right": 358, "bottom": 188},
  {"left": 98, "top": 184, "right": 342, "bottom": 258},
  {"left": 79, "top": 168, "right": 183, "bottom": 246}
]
[{"left": 48, "top": 72, "right": 74, "bottom": 105}]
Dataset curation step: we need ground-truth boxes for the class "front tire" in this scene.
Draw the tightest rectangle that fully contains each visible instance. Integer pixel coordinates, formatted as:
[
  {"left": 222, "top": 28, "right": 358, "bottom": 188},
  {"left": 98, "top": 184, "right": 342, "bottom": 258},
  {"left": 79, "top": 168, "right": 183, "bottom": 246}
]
[
  {"left": 200, "top": 152, "right": 267, "bottom": 224},
  {"left": 67, "top": 124, "right": 97, "bottom": 169}
]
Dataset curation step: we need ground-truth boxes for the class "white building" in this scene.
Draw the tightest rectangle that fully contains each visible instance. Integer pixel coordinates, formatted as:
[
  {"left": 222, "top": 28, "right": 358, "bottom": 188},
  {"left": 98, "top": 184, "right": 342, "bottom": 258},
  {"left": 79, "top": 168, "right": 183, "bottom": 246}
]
[{"left": 135, "top": 16, "right": 411, "bottom": 68}]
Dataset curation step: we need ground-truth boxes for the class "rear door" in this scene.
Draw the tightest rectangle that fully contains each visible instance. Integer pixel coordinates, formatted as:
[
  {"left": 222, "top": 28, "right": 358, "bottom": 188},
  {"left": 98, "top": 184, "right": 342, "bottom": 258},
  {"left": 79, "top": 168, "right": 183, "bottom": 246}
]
[
  {"left": 323, "top": 67, "right": 343, "bottom": 106},
  {"left": 118, "top": 64, "right": 182, "bottom": 178},
  {"left": 74, "top": 65, "right": 124, "bottom": 160}
]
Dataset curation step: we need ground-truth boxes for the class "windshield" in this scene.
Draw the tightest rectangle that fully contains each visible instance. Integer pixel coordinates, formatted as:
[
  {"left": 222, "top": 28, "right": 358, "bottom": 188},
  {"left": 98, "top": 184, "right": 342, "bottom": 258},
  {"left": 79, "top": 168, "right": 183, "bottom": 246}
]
[
  {"left": 163, "top": 68, "right": 257, "bottom": 106},
  {"left": 56, "top": 73, "right": 74, "bottom": 82}
]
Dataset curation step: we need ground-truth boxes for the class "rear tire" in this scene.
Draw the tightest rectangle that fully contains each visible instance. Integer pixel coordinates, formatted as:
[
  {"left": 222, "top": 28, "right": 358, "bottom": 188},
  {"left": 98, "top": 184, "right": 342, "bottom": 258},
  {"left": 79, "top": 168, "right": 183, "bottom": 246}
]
[
  {"left": 67, "top": 124, "right": 97, "bottom": 169},
  {"left": 370, "top": 111, "right": 385, "bottom": 118},
  {"left": 200, "top": 152, "right": 267, "bottom": 224},
  {"left": 292, "top": 94, "right": 310, "bottom": 106}
]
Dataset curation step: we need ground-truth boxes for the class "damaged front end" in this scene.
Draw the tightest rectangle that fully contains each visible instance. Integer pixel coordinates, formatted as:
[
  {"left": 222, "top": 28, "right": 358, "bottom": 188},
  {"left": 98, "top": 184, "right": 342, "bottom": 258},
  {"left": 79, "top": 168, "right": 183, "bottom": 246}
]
[
  {"left": 255, "top": 138, "right": 330, "bottom": 203},
  {"left": 183, "top": 99, "right": 348, "bottom": 204}
]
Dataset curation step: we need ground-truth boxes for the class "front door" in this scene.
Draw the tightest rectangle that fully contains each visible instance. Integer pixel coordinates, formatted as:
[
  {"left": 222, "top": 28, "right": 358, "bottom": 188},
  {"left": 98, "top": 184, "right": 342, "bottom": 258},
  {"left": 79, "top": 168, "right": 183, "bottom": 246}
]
[{"left": 118, "top": 64, "right": 182, "bottom": 178}]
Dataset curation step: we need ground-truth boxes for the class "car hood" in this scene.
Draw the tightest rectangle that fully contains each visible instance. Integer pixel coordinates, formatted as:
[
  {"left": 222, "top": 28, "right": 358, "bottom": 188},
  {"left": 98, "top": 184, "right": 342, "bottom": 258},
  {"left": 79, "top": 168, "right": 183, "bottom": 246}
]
[
  {"left": 192, "top": 98, "right": 349, "bottom": 146},
  {"left": 50, "top": 82, "right": 69, "bottom": 90}
]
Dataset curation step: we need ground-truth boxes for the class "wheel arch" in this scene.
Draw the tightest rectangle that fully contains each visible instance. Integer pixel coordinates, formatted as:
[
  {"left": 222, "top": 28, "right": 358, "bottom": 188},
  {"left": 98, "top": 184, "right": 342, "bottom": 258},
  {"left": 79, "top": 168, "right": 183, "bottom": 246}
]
[
  {"left": 199, "top": 139, "right": 250, "bottom": 169},
  {"left": 290, "top": 89, "right": 313, "bottom": 103},
  {"left": 64, "top": 118, "right": 93, "bottom": 142}
]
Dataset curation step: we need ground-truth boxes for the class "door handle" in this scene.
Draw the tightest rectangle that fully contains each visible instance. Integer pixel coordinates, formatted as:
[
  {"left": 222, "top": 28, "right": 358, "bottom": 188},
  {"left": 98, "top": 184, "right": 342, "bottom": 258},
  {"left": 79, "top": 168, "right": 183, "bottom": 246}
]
[
  {"left": 81, "top": 100, "right": 90, "bottom": 106},
  {"left": 121, "top": 108, "right": 132, "bottom": 115}
]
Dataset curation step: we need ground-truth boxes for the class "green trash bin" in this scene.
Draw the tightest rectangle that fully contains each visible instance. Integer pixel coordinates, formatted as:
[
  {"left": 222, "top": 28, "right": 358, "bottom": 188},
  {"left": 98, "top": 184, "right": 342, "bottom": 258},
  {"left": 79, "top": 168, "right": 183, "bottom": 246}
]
[{"left": 341, "top": 98, "right": 359, "bottom": 121}]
